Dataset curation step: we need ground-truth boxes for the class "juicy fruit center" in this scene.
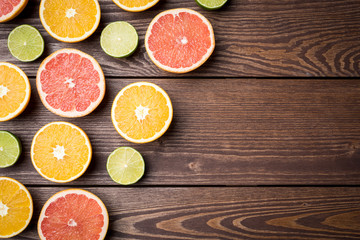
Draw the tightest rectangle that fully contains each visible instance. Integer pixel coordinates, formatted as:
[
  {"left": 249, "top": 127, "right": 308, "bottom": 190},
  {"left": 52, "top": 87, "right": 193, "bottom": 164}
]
[
  {"left": 66, "top": 8, "right": 77, "bottom": 18},
  {"left": 0, "top": 146, "right": 3, "bottom": 151},
  {"left": 0, "top": 85, "right": 9, "bottom": 98},
  {"left": 65, "top": 78, "right": 75, "bottom": 88},
  {"left": 179, "top": 36, "right": 188, "bottom": 45},
  {"left": 67, "top": 219, "right": 77, "bottom": 227},
  {"left": 0, "top": 201, "right": 9, "bottom": 217},
  {"left": 52, "top": 145, "right": 66, "bottom": 160},
  {"left": 135, "top": 105, "right": 150, "bottom": 121}
]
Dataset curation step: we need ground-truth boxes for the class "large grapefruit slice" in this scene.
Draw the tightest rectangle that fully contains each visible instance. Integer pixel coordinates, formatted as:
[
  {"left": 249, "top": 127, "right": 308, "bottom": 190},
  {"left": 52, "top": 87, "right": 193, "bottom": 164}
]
[
  {"left": 38, "top": 189, "right": 109, "bottom": 240},
  {"left": 36, "top": 49, "right": 105, "bottom": 118},
  {"left": 145, "top": 8, "right": 215, "bottom": 73},
  {"left": 0, "top": 0, "right": 28, "bottom": 23}
]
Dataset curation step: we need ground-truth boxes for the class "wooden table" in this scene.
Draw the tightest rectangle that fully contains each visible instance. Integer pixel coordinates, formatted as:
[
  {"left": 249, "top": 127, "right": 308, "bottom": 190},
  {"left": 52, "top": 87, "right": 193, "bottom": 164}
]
[{"left": 1, "top": 0, "right": 360, "bottom": 239}]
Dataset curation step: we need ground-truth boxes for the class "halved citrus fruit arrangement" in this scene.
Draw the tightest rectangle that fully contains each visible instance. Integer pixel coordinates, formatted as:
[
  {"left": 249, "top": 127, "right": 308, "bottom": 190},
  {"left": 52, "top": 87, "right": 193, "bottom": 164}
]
[
  {"left": 36, "top": 48, "right": 105, "bottom": 118},
  {"left": 111, "top": 82, "right": 173, "bottom": 143},
  {"left": 0, "top": 62, "right": 31, "bottom": 122},
  {"left": 0, "top": 177, "right": 33, "bottom": 238},
  {"left": 31, "top": 121, "right": 92, "bottom": 183},
  {"left": 145, "top": 8, "right": 215, "bottom": 73},
  {"left": 38, "top": 189, "right": 109, "bottom": 240},
  {"left": 0, "top": 0, "right": 28, "bottom": 23},
  {"left": 112, "top": 0, "right": 159, "bottom": 12},
  {"left": 39, "top": 0, "right": 101, "bottom": 42}
]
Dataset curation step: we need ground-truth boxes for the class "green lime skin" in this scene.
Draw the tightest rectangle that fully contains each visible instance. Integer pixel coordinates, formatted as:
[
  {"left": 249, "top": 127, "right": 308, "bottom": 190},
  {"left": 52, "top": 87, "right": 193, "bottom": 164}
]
[
  {"left": 0, "top": 131, "right": 22, "bottom": 168},
  {"left": 195, "top": 0, "right": 228, "bottom": 10}
]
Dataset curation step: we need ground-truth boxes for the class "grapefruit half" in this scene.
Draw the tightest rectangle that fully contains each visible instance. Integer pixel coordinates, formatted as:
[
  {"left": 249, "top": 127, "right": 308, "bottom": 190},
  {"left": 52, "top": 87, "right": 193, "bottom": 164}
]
[
  {"left": 38, "top": 189, "right": 109, "bottom": 240},
  {"left": 145, "top": 8, "right": 215, "bottom": 73},
  {"left": 0, "top": 0, "right": 28, "bottom": 23},
  {"left": 36, "top": 49, "right": 105, "bottom": 118}
]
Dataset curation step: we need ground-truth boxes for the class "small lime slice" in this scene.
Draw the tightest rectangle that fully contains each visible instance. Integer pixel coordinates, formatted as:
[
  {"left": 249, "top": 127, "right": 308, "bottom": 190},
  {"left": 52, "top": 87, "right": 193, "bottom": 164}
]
[
  {"left": 8, "top": 25, "right": 44, "bottom": 62},
  {"left": 100, "top": 21, "right": 138, "bottom": 58},
  {"left": 0, "top": 131, "right": 21, "bottom": 168},
  {"left": 195, "top": 0, "right": 228, "bottom": 10},
  {"left": 107, "top": 147, "right": 145, "bottom": 185}
]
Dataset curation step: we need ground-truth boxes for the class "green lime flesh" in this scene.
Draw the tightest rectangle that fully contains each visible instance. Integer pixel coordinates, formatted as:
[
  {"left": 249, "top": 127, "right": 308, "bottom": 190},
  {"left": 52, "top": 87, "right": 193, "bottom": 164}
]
[
  {"left": 100, "top": 21, "right": 138, "bottom": 58},
  {"left": 107, "top": 147, "right": 145, "bottom": 185},
  {"left": 8, "top": 24, "right": 44, "bottom": 62},
  {"left": 0, "top": 131, "right": 21, "bottom": 168},
  {"left": 195, "top": 0, "right": 228, "bottom": 10}
]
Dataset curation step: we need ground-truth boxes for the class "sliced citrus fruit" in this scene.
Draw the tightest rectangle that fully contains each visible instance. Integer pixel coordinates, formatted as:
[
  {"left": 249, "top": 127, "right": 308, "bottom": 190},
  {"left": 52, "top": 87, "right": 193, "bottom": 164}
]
[
  {"left": 38, "top": 189, "right": 109, "bottom": 240},
  {"left": 0, "top": 177, "right": 33, "bottom": 238},
  {"left": 100, "top": 21, "right": 138, "bottom": 58},
  {"left": 31, "top": 121, "right": 92, "bottom": 183},
  {"left": 195, "top": 0, "right": 228, "bottom": 10},
  {"left": 107, "top": 147, "right": 145, "bottom": 185},
  {"left": 112, "top": 0, "right": 159, "bottom": 12},
  {"left": 39, "top": 0, "right": 101, "bottom": 42},
  {"left": 8, "top": 24, "right": 44, "bottom": 62},
  {"left": 0, "top": 0, "right": 28, "bottom": 23},
  {"left": 0, "top": 131, "right": 21, "bottom": 168},
  {"left": 111, "top": 82, "right": 173, "bottom": 144},
  {"left": 36, "top": 49, "right": 105, "bottom": 118},
  {"left": 145, "top": 8, "right": 215, "bottom": 73},
  {"left": 0, "top": 62, "right": 31, "bottom": 122}
]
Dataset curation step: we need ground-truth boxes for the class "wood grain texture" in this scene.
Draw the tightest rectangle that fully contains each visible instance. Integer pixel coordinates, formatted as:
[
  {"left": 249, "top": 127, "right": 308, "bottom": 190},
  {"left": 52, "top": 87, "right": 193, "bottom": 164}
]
[
  {"left": 0, "top": 0, "right": 359, "bottom": 77},
  {"left": 13, "top": 187, "right": 360, "bottom": 239},
  {"left": 1, "top": 78, "right": 359, "bottom": 185}
]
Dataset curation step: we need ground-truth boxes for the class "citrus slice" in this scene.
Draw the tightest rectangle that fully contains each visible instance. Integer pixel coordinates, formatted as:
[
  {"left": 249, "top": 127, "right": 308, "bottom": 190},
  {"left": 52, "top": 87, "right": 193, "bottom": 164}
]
[
  {"left": 31, "top": 121, "right": 92, "bottom": 183},
  {"left": 8, "top": 24, "right": 44, "bottom": 62},
  {"left": 100, "top": 21, "right": 138, "bottom": 58},
  {"left": 145, "top": 8, "right": 215, "bottom": 73},
  {"left": 39, "top": 0, "right": 101, "bottom": 42},
  {"left": 195, "top": 0, "right": 228, "bottom": 10},
  {"left": 0, "top": 177, "right": 33, "bottom": 238},
  {"left": 0, "top": 0, "right": 28, "bottom": 23},
  {"left": 112, "top": 0, "right": 159, "bottom": 12},
  {"left": 107, "top": 147, "right": 145, "bottom": 185},
  {"left": 38, "top": 189, "right": 109, "bottom": 240},
  {"left": 0, "top": 62, "right": 31, "bottom": 122},
  {"left": 0, "top": 131, "right": 21, "bottom": 168},
  {"left": 111, "top": 82, "right": 173, "bottom": 144},
  {"left": 36, "top": 49, "right": 105, "bottom": 118}
]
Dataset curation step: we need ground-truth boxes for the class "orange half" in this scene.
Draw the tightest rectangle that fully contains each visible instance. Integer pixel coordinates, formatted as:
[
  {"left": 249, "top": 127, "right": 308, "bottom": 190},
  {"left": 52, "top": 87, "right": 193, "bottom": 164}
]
[{"left": 112, "top": 0, "right": 159, "bottom": 12}]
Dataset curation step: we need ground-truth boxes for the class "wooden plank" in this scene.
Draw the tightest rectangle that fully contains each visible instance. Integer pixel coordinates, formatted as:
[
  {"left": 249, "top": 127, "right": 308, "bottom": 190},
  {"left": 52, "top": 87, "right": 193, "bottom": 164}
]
[
  {"left": 14, "top": 187, "right": 360, "bottom": 239},
  {"left": 0, "top": 0, "right": 359, "bottom": 77},
  {"left": 1, "top": 78, "right": 360, "bottom": 185}
]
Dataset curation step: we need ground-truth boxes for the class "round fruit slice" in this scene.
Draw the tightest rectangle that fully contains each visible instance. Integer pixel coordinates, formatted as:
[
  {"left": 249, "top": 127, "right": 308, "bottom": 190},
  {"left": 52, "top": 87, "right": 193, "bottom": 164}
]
[
  {"left": 112, "top": 0, "right": 159, "bottom": 12},
  {"left": 100, "top": 21, "right": 138, "bottom": 58},
  {"left": 0, "top": 131, "right": 21, "bottom": 168},
  {"left": 38, "top": 189, "right": 109, "bottom": 240},
  {"left": 36, "top": 49, "right": 105, "bottom": 118},
  {"left": 31, "top": 121, "right": 92, "bottom": 183},
  {"left": 39, "top": 0, "right": 101, "bottom": 42},
  {"left": 0, "top": 177, "right": 33, "bottom": 238},
  {"left": 195, "top": 0, "right": 228, "bottom": 10},
  {"left": 107, "top": 147, "right": 145, "bottom": 185},
  {"left": 111, "top": 82, "right": 173, "bottom": 143},
  {"left": 0, "top": 0, "right": 28, "bottom": 23},
  {"left": 8, "top": 24, "right": 44, "bottom": 62},
  {"left": 145, "top": 8, "right": 215, "bottom": 73},
  {"left": 0, "top": 62, "right": 31, "bottom": 122}
]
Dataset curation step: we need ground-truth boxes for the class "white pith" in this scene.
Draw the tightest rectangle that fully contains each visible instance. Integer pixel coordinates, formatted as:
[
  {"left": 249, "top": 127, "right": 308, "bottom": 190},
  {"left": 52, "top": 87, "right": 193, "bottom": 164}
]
[
  {"left": 0, "top": 0, "right": 27, "bottom": 22},
  {"left": 67, "top": 219, "right": 77, "bottom": 227},
  {"left": 65, "top": 8, "right": 77, "bottom": 18},
  {"left": 0, "top": 85, "right": 9, "bottom": 98},
  {"left": 135, "top": 105, "right": 150, "bottom": 121},
  {"left": 0, "top": 201, "right": 9, "bottom": 217},
  {"left": 112, "top": 0, "right": 159, "bottom": 12},
  {"left": 0, "top": 147, "right": 3, "bottom": 151},
  {"left": 52, "top": 145, "right": 66, "bottom": 160}
]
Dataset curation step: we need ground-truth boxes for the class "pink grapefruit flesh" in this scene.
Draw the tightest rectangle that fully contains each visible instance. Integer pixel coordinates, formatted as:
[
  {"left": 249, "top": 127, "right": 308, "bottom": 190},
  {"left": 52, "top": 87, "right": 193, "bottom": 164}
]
[
  {"left": 36, "top": 49, "right": 105, "bottom": 117},
  {"left": 0, "top": 0, "right": 28, "bottom": 23}
]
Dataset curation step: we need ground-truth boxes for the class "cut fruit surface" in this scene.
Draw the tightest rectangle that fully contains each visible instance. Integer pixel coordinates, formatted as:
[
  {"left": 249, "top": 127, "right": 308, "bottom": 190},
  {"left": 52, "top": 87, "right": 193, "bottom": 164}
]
[
  {"left": 39, "top": 0, "right": 100, "bottom": 42},
  {"left": 0, "top": 62, "right": 31, "bottom": 122},
  {"left": 112, "top": 0, "right": 159, "bottom": 12},
  {"left": 111, "top": 82, "right": 173, "bottom": 144},
  {"left": 8, "top": 24, "right": 44, "bottom": 62},
  {"left": 107, "top": 147, "right": 145, "bottom": 185},
  {"left": 0, "top": 177, "right": 33, "bottom": 238},
  {"left": 0, "top": 0, "right": 28, "bottom": 23},
  {"left": 145, "top": 8, "right": 215, "bottom": 73},
  {"left": 31, "top": 121, "right": 92, "bottom": 183},
  {"left": 38, "top": 189, "right": 109, "bottom": 240},
  {"left": 36, "top": 49, "right": 105, "bottom": 118},
  {"left": 195, "top": 0, "right": 228, "bottom": 10},
  {"left": 0, "top": 131, "right": 21, "bottom": 168}
]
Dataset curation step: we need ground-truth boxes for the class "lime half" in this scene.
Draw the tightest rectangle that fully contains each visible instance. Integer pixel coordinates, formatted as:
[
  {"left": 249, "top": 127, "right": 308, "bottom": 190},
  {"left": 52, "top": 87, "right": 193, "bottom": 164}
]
[
  {"left": 0, "top": 131, "right": 21, "bottom": 168},
  {"left": 8, "top": 25, "right": 44, "bottom": 62},
  {"left": 195, "top": 0, "right": 228, "bottom": 10},
  {"left": 100, "top": 21, "right": 138, "bottom": 58},
  {"left": 107, "top": 147, "right": 145, "bottom": 185}
]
